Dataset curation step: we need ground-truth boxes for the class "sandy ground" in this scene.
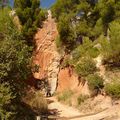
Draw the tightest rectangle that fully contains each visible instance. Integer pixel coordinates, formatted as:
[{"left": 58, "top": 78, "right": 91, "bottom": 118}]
[
  {"left": 48, "top": 97, "right": 120, "bottom": 120},
  {"left": 48, "top": 97, "right": 81, "bottom": 118}
]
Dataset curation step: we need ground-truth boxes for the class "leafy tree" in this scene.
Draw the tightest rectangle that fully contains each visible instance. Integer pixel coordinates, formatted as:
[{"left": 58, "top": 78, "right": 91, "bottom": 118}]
[
  {"left": 99, "top": 21, "right": 120, "bottom": 68},
  {"left": 87, "top": 74, "right": 104, "bottom": 95},
  {"left": 0, "top": 8, "right": 32, "bottom": 119},
  {"left": 52, "top": 0, "right": 120, "bottom": 46},
  {"left": 14, "top": 0, "right": 46, "bottom": 45},
  {"left": 0, "top": 83, "right": 15, "bottom": 120},
  {"left": 75, "top": 57, "right": 97, "bottom": 77},
  {"left": 0, "top": 8, "right": 31, "bottom": 83},
  {"left": 57, "top": 14, "right": 76, "bottom": 52},
  {"left": 71, "top": 37, "right": 99, "bottom": 63},
  {"left": 51, "top": 0, "right": 80, "bottom": 21},
  {"left": 52, "top": 0, "right": 100, "bottom": 50},
  {"left": 96, "top": 0, "right": 115, "bottom": 35}
]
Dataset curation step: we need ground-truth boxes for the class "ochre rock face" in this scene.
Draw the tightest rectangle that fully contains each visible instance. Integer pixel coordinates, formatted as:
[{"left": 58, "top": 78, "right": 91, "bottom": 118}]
[
  {"left": 32, "top": 10, "right": 89, "bottom": 95},
  {"left": 57, "top": 67, "right": 90, "bottom": 95},
  {"left": 33, "top": 10, "right": 60, "bottom": 94},
  {"left": 33, "top": 10, "right": 58, "bottom": 79},
  {"left": 57, "top": 67, "right": 78, "bottom": 92},
  {"left": 33, "top": 52, "right": 53, "bottom": 80}
]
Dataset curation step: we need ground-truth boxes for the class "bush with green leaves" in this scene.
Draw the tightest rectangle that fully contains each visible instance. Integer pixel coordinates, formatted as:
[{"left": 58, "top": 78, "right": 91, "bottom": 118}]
[
  {"left": 75, "top": 57, "right": 97, "bottom": 77},
  {"left": 0, "top": 8, "right": 33, "bottom": 119},
  {"left": 77, "top": 94, "right": 89, "bottom": 105},
  {"left": 71, "top": 37, "right": 100, "bottom": 64},
  {"left": 87, "top": 74, "right": 104, "bottom": 94},
  {"left": 0, "top": 8, "right": 21, "bottom": 40},
  {"left": 0, "top": 83, "right": 15, "bottom": 120},
  {"left": 105, "top": 82, "right": 120, "bottom": 99},
  {"left": 71, "top": 45, "right": 86, "bottom": 62},
  {"left": 87, "top": 47, "right": 100, "bottom": 58},
  {"left": 57, "top": 90, "right": 74, "bottom": 102}
]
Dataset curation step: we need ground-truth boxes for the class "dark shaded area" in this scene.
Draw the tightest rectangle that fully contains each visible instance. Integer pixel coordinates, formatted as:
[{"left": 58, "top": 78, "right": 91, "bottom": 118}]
[{"left": 9, "top": 102, "right": 37, "bottom": 120}]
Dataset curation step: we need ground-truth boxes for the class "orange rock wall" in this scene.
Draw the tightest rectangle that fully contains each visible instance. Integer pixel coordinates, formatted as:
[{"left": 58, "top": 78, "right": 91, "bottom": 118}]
[
  {"left": 32, "top": 10, "right": 90, "bottom": 95},
  {"left": 57, "top": 67, "right": 90, "bottom": 95}
]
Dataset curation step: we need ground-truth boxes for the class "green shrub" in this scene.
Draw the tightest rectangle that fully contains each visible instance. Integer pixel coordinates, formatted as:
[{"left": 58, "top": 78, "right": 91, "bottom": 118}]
[
  {"left": 75, "top": 57, "right": 97, "bottom": 77},
  {"left": 77, "top": 94, "right": 89, "bottom": 105},
  {"left": 57, "top": 14, "right": 76, "bottom": 51},
  {"left": 72, "top": 37, "right": 97, "bottom": 61},
  {"left": 87, "top": 74, "right": 104, "bottom": 93},
  {"left": 57, "top": 90, "right": 74, "bottom": 102},
  {"left": 0, "top": 83, "right": 15, "bottom": 119},
  {"left": 87, "top": 47, "right": 100, "bottom": 58},
  {"left": 98, "top": 22, "right": 120, "bottom": 68},
  {"left": 105, "top": 82, "right": 120, "bottom": 99},
  {"left": 99, "top": 36, "right": 119, "bottom": 68},
  {"left": 71, "top": 45, "right": 85, "bottom": 62}
]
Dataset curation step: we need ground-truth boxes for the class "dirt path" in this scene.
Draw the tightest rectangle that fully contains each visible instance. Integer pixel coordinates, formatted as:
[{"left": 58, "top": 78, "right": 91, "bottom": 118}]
[
  {"left": 48, "top": 97, "right": 81, "bottom": 118},
  {"left": 47, "top": 97, "right": 120, "bottom": 120}
]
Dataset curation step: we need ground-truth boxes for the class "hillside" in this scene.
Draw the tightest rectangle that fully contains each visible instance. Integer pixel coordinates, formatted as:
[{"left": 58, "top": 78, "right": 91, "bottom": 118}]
[
  {"left": 31, "top": 10, "right": 120, "bottom": 120},
  {"left": 1, "top": 0, "right": 120, "bottom": 120}
]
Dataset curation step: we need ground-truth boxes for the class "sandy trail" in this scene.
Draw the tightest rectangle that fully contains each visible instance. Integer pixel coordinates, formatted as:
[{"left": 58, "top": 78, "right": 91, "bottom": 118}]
[
  {"left": 47, "top": 97, "right": 120, "bottom": 120},
  {"left": 48, "top": 97, "right": 81, "bottom": 118}
]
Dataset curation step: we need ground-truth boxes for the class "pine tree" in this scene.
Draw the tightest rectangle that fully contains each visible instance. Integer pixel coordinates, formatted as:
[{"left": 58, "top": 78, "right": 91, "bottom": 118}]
[{"left": 14, "top": 0, "right": 46, "bottom": 45}]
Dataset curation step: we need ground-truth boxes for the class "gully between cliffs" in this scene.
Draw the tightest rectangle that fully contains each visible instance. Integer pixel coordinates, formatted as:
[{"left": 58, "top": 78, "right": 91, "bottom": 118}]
[
  {"left": 32, "top": 10, "right": 89, "bottom": 96},
  {"left": 32, "top": 10, "right": 60, "bottom": 95}
]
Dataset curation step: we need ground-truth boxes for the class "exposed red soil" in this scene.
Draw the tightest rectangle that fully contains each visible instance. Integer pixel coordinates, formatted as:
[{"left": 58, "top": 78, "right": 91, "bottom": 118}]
[
  {"left": 32, "top": 11, "right": 58, "bottom": 80},
  {"left": 57, "top": 67, "right": 90, "bottom": 95}
]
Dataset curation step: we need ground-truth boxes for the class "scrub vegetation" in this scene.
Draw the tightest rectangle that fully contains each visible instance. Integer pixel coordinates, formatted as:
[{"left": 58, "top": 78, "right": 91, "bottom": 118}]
[{"left": 52, "top": 0, "right": 120, "bottom": 99}]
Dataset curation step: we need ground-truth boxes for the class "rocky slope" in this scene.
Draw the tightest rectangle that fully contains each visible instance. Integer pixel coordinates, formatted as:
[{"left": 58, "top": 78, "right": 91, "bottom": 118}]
[
  {"left": 32, "top": 10, "right": 89, "bottom": 95},
  {"left": 33, "top": 10, "right": 60, "bottom": 95}
]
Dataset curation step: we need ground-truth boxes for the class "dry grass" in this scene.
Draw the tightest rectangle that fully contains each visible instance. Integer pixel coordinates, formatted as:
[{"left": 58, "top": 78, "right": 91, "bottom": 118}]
[{"left": 24, "top": 89, "right": 48, "bottom": 114}]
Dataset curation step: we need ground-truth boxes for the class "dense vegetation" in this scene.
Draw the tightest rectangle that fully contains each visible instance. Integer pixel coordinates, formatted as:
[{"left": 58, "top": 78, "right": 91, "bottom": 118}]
[
  {"left": 52, "top": 0, "right": 120, "bottom": 55},
  {"left": 52, "top": 0, "right": 120, "bottom": 97},
  {"left": 0, "top": 0, "right": 47, "bottom": 119},
  {"left": 0, "top": 8, "right": 31, "bottom": 119},
  {"left": 105, "top": 82, "right": 120, "bottom": 99},
  {"left": 14, "top": 0, "right": 47, "bottom": 45},
  {"left": 1, "top": 0, "right": 120, "bottom": 118}
]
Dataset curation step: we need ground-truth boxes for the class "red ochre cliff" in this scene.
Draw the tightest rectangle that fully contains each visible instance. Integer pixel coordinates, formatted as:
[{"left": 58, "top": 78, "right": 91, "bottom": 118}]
[{"left": 32, "top": 10, "right": 89, "bottom": 95}]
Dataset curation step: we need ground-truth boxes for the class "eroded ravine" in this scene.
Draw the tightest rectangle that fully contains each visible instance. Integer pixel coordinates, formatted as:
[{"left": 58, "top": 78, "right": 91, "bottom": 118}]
[{"left": 33, "top": 10, "right": 60, "bottom": 95}]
